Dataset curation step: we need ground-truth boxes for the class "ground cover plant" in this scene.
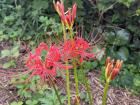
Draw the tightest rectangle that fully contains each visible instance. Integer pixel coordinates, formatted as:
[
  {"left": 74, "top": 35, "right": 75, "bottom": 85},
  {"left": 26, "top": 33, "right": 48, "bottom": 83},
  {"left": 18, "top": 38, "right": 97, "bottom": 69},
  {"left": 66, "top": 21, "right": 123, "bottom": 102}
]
[{"left": 0, "top": 0, "right": 140, "bottom": 105}]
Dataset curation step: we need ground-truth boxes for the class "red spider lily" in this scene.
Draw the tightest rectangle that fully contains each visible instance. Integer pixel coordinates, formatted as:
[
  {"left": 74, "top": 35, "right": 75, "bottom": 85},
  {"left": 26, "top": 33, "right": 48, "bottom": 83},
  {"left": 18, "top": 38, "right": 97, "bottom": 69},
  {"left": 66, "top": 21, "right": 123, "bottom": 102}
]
[
  {"left": 35, "top": 42, "right": 48, "bottom": 55},
  {"left": 46, "top": 45, "right": 61, "bottom": 62},
  {"left": 105, "top": 57, "right": 123, "bottom": 82},
  {"left": 54, "top": 1, "right": 77, "bottom": 28},
  {"left": 26, "top": 43, "right": 72, "bottom": 80},
  {"left": 61, "top": 37, "right": 94, "bottom": 62}
]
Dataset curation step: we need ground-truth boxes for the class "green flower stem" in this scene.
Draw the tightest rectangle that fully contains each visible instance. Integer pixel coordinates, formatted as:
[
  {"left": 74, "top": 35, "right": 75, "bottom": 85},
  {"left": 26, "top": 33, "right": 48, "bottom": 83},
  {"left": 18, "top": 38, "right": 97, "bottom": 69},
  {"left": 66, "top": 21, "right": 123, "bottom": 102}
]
[
  {"left": 85, "top": 79, "right": 93, "bottom": 105},
  {"left": 62, "top": 22, "right": 71, "bottom": 105},
  {"left": 62, "top": 22, "right": 66, "bottom": 41},
  {"left": 80, "top": 65, "right": 93, "bottom": 105},
  {"left": 102, "top": 81, "right": 110, "bottom": 105},
  {"left": 49, "top": 76, "right": 63, "bottom": 105},
  {"left": 70, "top": 26, "right": 80, "bottom": 105},
  {"left": 73, "top": 61, "right": 80, "bottom": 105},
  {"left": 66, "top": 61, "right": 71, "bottom": 105},
  {"left": 69, "top": 27, "right": 74, "bottom": 41}
]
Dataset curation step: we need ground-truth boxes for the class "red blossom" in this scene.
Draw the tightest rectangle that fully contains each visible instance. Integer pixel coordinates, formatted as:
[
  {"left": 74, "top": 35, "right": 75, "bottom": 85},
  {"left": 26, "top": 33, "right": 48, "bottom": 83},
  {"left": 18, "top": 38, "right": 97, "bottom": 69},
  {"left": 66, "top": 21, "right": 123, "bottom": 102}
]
[
  {"left": 26, "top": 42, "right": 72, "bottom": 80},
  {"left": 35, "top": 42, "right": 48, "bottom": 55},
  {"left": 46, "top": 45, "right": 61, "bottom": 62},
  {"left": 61, "top": 37, "right": 95, "bottom": 62}
]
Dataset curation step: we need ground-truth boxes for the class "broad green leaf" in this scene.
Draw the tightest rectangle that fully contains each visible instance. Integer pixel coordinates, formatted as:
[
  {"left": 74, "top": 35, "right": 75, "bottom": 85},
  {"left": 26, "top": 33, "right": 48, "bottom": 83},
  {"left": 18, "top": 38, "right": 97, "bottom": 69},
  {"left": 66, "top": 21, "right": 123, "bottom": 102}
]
[
  {"left": 105, "top": 31, "right": 116, "bottom": 44},
  {"left": 117, "top": 47, "right": 129, "bottom": 61},
  {"left": 115, "top": 29, "right": 130, "bottom": 45}
]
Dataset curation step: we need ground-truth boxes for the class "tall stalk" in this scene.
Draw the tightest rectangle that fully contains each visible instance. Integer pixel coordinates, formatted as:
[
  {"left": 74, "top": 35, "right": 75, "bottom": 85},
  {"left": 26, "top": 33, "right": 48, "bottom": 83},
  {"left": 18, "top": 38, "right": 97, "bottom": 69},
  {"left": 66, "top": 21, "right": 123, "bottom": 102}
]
[
  {"left": 84, "top": 78, "right": 93, "bottom": 105},
  {"left": 102, "top": 81, "right": 109, "bottom": 105},
  {"left": 66, "top": 61, "right": 71, "bottom": 105},
  {"left": 70, "top": 27, "right": 80, "bottom": 105},
  {"left": 49, "top": 76, "right": 63, "bottom": 105},
  {"left": 62, "top": 23, "right": 71, "bottom": 105},
  {"left": 80, "top": 64, "right": 93, "bottom": 105},
  {"left": 73, "top": 60, "right": 80, "bottom": 105}
]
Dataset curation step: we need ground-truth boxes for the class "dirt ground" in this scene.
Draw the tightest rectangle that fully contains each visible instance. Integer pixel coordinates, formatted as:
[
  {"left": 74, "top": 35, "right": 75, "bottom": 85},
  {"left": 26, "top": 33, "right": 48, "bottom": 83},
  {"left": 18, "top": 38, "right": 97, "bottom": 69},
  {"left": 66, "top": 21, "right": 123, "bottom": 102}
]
[{"left": 0, "top": 71, "right": 140, "bottom": 105}]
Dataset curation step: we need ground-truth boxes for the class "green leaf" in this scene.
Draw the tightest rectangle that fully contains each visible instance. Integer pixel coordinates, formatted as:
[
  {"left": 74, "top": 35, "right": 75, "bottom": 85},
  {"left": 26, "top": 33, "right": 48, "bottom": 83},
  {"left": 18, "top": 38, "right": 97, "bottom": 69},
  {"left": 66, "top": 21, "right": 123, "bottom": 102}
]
[
  {"left": 118, "top": 0, "right": 135, "bottom": 7},
  {"left": 92, "top": 45, "right": 105, "bottom": 61},
  {"left": 32, "top": 0, "right": 48, "bottom": 10},
  {"left": 3, "top": 60, "right": 16, "bottom": 68},
  {"left": 136, "top": 8, "right": 140, "bottom": 16},
  {"left": 115, "top": 29, "right": 130, "bottom": 45},
  {"left": 117, "top": 47, "right": 129, "bottom": 61},
  {"left": 10, "top": 101, "right": 23, "bottom": 105},
  {"left": 11, "top": 45, "right": 19, "bottom": 57},
  {"left": 112, "top": 70, "right": 134, "bottom": 88},
  {"left": 134, "top": 75, "right": 140, "bottom": 87},
  {"left": 75, "top": 0, "right": 83, "bottom": 8},
  {"left": 1, "top": 49, "right": 10, "bottom": 58},
  {"left": 106, "top": 32, "right": 116, "bottom": 44},
  {"left": 26, "top": 100, "right": 38, "bottom": 105}
]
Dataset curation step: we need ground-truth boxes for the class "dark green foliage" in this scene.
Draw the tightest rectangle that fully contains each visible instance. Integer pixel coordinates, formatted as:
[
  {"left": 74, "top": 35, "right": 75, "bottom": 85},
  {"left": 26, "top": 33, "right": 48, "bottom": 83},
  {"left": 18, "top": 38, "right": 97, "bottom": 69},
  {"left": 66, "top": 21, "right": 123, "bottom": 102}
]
[
  {"left": 0, "top": 0, "right": 62, "bottom": 44},
  {"left": 83, "top": 0, "right": 140, "bottom": 68}
]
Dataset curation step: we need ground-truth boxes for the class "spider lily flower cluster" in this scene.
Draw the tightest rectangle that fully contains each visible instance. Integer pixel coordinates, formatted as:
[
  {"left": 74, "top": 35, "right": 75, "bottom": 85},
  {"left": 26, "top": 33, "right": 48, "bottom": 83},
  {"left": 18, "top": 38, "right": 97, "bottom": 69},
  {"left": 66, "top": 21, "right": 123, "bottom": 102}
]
[
  {"left": 26, "top": 38, "right": 95, "bottom": 80},
  {"left": 62, "top": 37, "right": 95, "bottom": 62}
]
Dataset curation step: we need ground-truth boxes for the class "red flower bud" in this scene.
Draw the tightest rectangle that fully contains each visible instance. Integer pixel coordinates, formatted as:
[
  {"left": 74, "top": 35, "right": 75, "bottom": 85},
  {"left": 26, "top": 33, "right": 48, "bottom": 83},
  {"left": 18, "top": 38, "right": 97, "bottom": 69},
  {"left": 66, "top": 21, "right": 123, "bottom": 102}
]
[
  {"left": 54, "top": 1, "right": 77, "bottom": 28},
  {"left": 105, "top": 57, "right": 123, "bottom": 82},
  {"left": 72, "top": 3, "right": 77, "bottom": 23}
]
